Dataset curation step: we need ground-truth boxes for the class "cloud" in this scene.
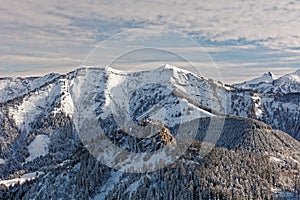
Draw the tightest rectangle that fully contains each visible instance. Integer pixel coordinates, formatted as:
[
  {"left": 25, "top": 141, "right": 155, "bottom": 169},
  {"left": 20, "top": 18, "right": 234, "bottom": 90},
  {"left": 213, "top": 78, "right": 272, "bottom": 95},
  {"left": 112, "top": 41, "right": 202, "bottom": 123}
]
[
  {"left": 1, "top": 0, "right": 300, "bottom": 48},
  {"left": 0, "top": 0, "right": 300, "bottom": 81},
  {"left": 0, "top": 55, "right": 81, "bottom": 64}
]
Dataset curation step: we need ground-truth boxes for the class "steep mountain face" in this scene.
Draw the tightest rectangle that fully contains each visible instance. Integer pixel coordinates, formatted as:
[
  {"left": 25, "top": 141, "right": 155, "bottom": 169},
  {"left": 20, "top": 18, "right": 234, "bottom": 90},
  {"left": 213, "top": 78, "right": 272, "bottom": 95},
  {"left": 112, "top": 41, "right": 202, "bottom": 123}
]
[
  {"left": 232, "top": 70, "right": 300, "bottom": 140},
  {"left": 0, "top": 65, "right": 299, "bottom": 199}
]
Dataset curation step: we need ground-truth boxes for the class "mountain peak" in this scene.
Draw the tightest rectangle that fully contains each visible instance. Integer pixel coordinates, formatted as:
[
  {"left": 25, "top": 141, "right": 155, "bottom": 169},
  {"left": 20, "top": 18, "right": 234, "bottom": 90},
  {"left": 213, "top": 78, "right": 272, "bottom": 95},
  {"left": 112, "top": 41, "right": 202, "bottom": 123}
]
[
  {"left": 161, "top": 63, "right": 197, "bottom": 76},
  {"left": 235, "top": 71, "right": 277, "bottom": 88},
  {"left": 160, "top": 63, "right": 183, "bottom": 72},
  {"left": 264, "top": 71, "right": 273, "bottom": 76},
  {"left": 234, "top": 69, "right": 300, "bottom": 94},
  {"left": 163, "top": 63, "right": 174, "bottom": 69},
  {"left": 262, "top": 71, "right": 277, "bottom": 79}
]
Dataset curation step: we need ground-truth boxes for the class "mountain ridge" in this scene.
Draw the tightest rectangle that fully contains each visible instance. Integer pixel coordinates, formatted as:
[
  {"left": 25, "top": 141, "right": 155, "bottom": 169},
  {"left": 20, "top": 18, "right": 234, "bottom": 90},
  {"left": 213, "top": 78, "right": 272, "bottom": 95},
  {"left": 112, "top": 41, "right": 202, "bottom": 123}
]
[
  {"left": 0, "top": 64, "right": 299, "bottom": 199},
  {"left": 1, "top": 65, "right": 299, "bottom": 140},
  {"left": 234, "top": 69, "right": 300, "bottom": 94}
]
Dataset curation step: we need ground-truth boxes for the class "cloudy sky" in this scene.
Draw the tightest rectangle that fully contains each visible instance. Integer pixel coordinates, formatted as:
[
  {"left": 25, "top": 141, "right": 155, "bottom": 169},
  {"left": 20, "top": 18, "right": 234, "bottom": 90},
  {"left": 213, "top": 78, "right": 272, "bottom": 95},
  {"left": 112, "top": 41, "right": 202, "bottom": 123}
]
[{"left": 1, "top": 0, "right": 300, "bottom": 83}]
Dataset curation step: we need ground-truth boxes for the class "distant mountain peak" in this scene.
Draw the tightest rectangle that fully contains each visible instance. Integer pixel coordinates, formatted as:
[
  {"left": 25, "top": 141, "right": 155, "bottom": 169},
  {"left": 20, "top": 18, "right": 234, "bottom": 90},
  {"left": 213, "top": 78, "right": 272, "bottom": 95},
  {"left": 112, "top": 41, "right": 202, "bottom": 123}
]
[
  {"left": 263, "top": 71, "right": 277, "bottom": 79},
  {"left": 234, "top": 69, "right": 300, "bottom": 94},
  {"left": 234, "top": 71, "right": 277, "bottom": 90}
]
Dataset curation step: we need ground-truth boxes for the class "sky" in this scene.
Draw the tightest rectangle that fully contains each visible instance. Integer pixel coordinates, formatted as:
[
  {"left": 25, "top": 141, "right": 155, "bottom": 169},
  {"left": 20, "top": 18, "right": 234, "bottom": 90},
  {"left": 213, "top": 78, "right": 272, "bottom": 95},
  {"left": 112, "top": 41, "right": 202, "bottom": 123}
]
[{"left": 1, "top": 0, "right": 300, "bottom": 83}]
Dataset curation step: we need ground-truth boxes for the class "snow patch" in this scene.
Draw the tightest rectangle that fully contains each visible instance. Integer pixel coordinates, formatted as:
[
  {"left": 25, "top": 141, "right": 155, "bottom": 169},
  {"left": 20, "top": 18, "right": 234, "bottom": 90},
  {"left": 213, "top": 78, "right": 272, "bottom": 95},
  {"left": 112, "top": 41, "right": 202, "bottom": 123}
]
[
  {"left": 150, "top": 99, "right": 214, "bottom": 127},
  {"left": 0, "top": 171, "right": 44, "bottom": 188},
  {"left": 8, "top": 83, "right": 55, "bottom": 133},
  {"left": 54, "top": 79, "right": 74, "bottom": 116},
  {"left": 0, "top": 159, "right": 5, "bottom": 164},
  {"left": 252, "top": 94, "right": 263, "bottom": 118},
  {"left": 26, "top": 135, "right": 50, "bottom": 162}
]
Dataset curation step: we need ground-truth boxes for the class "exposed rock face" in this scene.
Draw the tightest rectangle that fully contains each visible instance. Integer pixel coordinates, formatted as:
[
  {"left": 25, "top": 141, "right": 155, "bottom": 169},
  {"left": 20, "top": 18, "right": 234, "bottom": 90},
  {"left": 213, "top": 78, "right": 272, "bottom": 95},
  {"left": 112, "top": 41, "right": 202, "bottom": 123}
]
[{"left": 159, "top": 126, "right": 175, "bottom": 146}]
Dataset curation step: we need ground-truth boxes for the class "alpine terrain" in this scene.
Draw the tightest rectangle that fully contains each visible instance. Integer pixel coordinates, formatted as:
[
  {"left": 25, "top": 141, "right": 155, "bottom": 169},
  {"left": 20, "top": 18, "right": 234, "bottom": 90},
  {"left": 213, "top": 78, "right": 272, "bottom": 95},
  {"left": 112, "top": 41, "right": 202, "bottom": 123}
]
[{"left": 0, "top": 64, "right": 299, "bottom": 199}]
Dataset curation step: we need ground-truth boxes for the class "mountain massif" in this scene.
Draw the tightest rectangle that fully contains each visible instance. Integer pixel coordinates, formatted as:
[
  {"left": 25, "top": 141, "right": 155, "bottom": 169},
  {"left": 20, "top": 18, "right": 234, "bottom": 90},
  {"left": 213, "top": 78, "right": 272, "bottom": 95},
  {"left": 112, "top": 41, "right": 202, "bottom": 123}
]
[{"left": 0, "top": 65, "right": 299, "bottom": 199}]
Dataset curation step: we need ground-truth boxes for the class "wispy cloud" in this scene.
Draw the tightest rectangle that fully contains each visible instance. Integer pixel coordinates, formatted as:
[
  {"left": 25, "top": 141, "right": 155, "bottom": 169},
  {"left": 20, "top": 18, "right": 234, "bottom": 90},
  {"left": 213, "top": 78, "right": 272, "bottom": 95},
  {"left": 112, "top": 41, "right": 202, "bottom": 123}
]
[{"left": 0, "top": 0, "right": 299, "bottom": 82}]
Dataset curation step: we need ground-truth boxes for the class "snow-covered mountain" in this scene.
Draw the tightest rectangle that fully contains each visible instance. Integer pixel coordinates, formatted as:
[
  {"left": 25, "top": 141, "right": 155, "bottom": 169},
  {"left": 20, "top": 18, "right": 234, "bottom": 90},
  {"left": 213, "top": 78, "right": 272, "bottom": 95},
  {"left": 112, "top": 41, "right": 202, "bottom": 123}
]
[
  {"left": 234, "top": 69, "right": 300, "bottom": 94},
  {"left": 0, "top": 64, "right": 226, "bottom": 174},
  {"left": 273, "top": 69, "right": 300, "bottom": 94},
  {"left": 0, "top": 64, "right": 299, "bottom": 158},
  {"left": 233, "top": 72, "right": 277, "bottom": 93},
  {"left": 236, "top": 71, "right": 277, "bottom": 86},
  {"left": 0, "top": 73, "right": 60, "bottom": 103},
  {"left": 0, "top": 64, "right": 299, "bottom": 199},
  {"left": 232, "top": 69, "right": 300, "bottom": 140}
]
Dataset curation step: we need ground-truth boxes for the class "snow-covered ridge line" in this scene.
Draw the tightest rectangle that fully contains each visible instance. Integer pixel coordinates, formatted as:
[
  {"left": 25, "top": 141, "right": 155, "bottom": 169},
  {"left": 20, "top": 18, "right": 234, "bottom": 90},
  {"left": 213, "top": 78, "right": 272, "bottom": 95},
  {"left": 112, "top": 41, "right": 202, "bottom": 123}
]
[
  {"left": 0, "top": 73, "right": 63, "bottom": 104},
  {"left": 0, "top": 64, "right": 226, "bottom": 105},
  {"left": 78, "top": 64, "right": 200, "bottom": 78},
  {"left": 1, "top": 64, "right": 299, "bottom": 141},
  {"left": 234, "top": 69, "right": 300, "bottom": 94}
]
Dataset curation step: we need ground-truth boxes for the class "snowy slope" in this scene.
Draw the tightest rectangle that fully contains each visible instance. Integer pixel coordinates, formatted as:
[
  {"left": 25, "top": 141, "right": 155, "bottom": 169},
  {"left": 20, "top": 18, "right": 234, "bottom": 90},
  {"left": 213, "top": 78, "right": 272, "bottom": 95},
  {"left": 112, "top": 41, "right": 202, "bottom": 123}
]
[
  {"left": 273, "top": 69, "right": 300, "bottom": 94},
  {"left": 71, "top": 65, "right": 222, "bottom": 133},
  {"left": 25, "top": 135, "right": 50, "bottom": 162},
  {"left": 0, "top": 73, "right": 60, "bottom": 103},
  {"left": 239, "top": 71, "right": 277, "bottom": 85},
  {"left": 234, "top": 70, "right": 300, "bottom": 94},
  {"left": 231, "top": 69, "right": 300, "bottom": 140},
  {"left": 233, "top": 72, "right": 277, "bottom": 93},
  {"left": 7, "top": 76, "right": 73, "bottom": 134}
]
